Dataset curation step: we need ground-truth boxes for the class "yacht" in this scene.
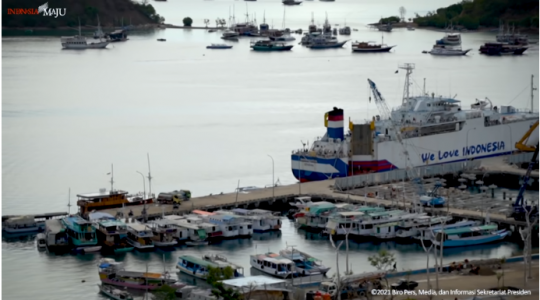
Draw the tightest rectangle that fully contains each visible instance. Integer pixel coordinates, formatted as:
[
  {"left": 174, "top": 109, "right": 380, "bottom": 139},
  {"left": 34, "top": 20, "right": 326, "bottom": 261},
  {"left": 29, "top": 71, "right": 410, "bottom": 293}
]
[{"left": 428, "top": 45, "right": 471, "bottom": 56}]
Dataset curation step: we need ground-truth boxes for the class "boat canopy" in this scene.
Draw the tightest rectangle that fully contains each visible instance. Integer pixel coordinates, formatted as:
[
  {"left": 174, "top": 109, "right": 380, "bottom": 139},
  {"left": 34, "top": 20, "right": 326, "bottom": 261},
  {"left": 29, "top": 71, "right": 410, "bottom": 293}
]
[
  {"left": 434, "top": 224, "right": 498, "bottom": 235},
  {"left": 179, "top": 255, "right": 219, "bottom": 268}
]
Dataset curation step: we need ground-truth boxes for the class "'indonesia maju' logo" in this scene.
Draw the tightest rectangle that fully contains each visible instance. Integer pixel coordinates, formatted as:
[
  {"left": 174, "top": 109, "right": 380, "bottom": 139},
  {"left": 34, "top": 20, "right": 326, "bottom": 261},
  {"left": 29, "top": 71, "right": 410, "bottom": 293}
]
[{"left": 7, "top": 2, "right": 66, "bottom": 18}]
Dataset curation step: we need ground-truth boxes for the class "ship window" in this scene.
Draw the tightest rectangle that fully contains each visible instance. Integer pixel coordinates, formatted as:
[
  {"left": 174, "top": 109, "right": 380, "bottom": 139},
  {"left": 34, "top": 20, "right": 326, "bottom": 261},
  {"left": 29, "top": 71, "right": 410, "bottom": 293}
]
[{"left": 427, "top": 104, "right": 431, "bottom": 107}]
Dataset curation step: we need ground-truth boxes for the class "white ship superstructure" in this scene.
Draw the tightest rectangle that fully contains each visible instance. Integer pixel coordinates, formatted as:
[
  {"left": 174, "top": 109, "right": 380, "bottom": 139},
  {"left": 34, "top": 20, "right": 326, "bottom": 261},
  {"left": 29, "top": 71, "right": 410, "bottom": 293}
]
[{"left": 291, "top": 63, "right": 539, "bottom": 182}]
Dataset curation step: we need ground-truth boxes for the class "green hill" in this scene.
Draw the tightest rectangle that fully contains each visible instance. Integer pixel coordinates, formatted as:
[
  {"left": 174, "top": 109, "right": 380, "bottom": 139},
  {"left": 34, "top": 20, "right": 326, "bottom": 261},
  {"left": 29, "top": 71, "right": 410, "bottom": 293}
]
[
  {"left": 2, "top": 0, "right": 164, "bottom": 28},
  {"left": 413, "top": 0, "right": 539, "bottom": 30}
]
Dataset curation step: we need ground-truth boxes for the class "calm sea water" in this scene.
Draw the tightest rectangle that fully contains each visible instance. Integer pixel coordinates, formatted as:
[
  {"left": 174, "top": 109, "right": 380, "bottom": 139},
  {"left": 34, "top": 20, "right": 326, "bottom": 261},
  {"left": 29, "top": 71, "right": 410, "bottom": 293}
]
[{"left": 2, "top": 0, "right": 539, "bottom": 298}]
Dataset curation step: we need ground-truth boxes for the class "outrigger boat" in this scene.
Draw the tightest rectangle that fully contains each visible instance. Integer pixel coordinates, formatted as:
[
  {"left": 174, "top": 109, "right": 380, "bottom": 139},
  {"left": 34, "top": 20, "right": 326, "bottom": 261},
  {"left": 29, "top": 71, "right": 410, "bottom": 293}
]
[{"left": 98, "top": 258, "right": 185, "bottom": 290}]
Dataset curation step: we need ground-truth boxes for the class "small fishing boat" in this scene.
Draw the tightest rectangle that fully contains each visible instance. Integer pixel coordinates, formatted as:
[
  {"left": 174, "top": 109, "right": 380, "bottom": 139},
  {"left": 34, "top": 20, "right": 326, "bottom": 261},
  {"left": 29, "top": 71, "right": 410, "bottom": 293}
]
[
  {"left": 351, "top": 41, "right": 395, "bottom": 53},
  {"left": 98, "top": 284, "right": 134, "bottom": 300},
  {"left": 414, "top": 220, "right": 480, "bottom": 244},
  {"left": 185, "top": 240, "right": 209, "bottom": 246},
  {"left": 157, "top": 38, "right": 166, "bottom": 42},
  {"left": 279, "top": 246, "right": 330, "bottom": 276},
  {"left": 269, "top": 35, "right": 296, "bottom": 42},
  {"left": 407, "top": 25, "right": 415, "bottom": 31},
  {"left": 377, "top": 23, "right": 392, "bottom": 32},
  {"left": 431, "top": 224, "right": 509, "bottom": 248},
  {"left": 36, "top": 233, "right": 47, "bottom": 250},
  {"left": 428, "top": 45, "right": 471, "bottom": 56},
  {"left": 206, "top": 44, "right": 233, "bottom": 49},
  {"left": 251, "top": 40, "right": 293, "bottom": 51},
  {"left": 221, "top": 31, "right": 240, "bottom": 41},
  {"left": 282, "top": 0, "right": 302, "bottom": 4}
]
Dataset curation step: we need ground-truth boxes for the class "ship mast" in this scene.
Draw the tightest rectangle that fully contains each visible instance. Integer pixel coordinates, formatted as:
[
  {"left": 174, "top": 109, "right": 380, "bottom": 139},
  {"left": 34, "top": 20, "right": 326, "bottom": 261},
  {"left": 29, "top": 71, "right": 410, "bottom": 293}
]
[
  {"left": 399, "top": 63, "right": 415, "bottom": 104},
  {"left": 532, "top": 74, "right": 537, "bottom": 112},
  {"left": 110, "top": 164, "right": 114, "bottom": 192}
]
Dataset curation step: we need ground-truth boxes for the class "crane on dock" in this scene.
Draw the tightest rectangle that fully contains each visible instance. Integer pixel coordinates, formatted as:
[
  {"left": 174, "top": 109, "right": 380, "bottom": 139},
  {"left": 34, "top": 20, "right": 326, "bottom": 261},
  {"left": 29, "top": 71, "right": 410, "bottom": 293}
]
[
  {"left": 367, "top": 64, "right": 445, "bottom": 208},
  {"left": 515, "top": 121, "right": 539, "bottom": 152},
  {"left": 511, "top": 143, "right": 539, "bottom": 221}
]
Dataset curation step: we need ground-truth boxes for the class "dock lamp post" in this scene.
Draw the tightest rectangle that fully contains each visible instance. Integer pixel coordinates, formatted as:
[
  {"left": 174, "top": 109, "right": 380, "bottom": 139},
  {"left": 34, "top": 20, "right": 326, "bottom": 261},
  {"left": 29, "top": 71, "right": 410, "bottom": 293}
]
[
  {"left": 488, "top": 184, "right": 498, "bottom": 199},
  {"left": 480, "top": 185, "right": 489, "bottom": 218},
  {"left": 137, "top": 171, "right": 147, "bottom": 223},
  {"left": 267, "top": 155, "right": 275, "bottom": 201}
]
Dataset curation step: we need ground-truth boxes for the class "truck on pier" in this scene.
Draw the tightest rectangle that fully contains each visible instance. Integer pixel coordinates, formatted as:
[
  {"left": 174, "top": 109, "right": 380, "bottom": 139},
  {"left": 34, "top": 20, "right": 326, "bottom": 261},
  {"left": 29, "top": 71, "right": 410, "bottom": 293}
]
[
  {"left": 157, "top": 190, "right": 191, "bottom": 205},
  {"left": 309, "top": 271, "right": 386, "bottom": 300}
]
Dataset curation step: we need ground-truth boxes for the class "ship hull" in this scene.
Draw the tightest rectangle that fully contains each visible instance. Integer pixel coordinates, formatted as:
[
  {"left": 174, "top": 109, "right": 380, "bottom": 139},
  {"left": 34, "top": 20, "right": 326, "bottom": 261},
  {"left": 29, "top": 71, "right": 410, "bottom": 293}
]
[{"left": 291, "top": 117, "right": 537, "bottom": 181}]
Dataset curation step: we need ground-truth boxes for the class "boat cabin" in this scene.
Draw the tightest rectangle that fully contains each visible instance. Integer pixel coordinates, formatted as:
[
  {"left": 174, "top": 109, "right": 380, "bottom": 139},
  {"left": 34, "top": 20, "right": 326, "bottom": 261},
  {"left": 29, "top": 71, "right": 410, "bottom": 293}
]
[
  {"left": 36, "top": 233, "right": 47, "bottom": 249},
  {"left": 126, "top": 222, "right": 154, "bottom": 248},
  {"left": 251, "top": 253, "right": 295, "bottom": 278},
  {"left": 62, "top": 216, "right": 97, "bottom": 246},
  {"left": 77, "top": 189, "right": 130, "bottom": 215}
]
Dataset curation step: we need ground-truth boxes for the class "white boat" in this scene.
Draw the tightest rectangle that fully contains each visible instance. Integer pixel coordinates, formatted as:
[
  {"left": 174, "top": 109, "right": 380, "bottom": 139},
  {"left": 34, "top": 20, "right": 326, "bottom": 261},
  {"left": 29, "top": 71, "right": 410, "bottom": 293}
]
[
  {"left": 250, "top": 253, "right": 297, "bottom": 278},
  {"left": 161, "top": 215, "right": 190, "bottom": 242},
  {"left": 414, "top": 220, "right": 480, "bottom": 243},
  {"left": 125, "top": 222, "right": 155, "bottom": 250},
  {"left": 279, "top": 246, "right": 330, "bottom": 276},
  {"left": 407, "top": 25, "right": 415, "bottom": 31},
  {"left": 291, "top": 196, "right": 313, "bottom": 209},
  {"left": 176, "top": 254, "right": 244, "bottom": 279},
  {"left": 290, "top": 63, "right": 539, "bottom": 181},
  {"left": 436, "top": 25, "right": 461, "bottom": 46},
  {"left": 3, "top": 215, "right": 45, "bottom": 234},
  {"left": 169, "top": 219, "right": 210, "bottom": 244},
  {"left": 36, "top": 233, "right": 47, "bottom": 250},
  {"left": 269, "top": 35, "right": 296, "bottom": 42},
  {"left": 206, "top": 44, "right": 233, "bottom": 49},
  {"left": 61, "top": 17, "right": 109, "bottom": 49},
  {"left": 429, "top": 45, "right": 471, "bottom": 56},
  {"left": 77, "top": 245, "right": 102, "bottom": 253},
  {"left": 222, "top": 208, "right": 281, "bottom": 232},
  {"left": 147, "top": 220, "right": 178, "bottom": 247},
  {"left": 431, "top": 224, "right": 510, "bottom": 248},
  {"left": 99, "top": 284, "right": 134, "bottom": 300},
  {"left": 396, "top": 216, "right": 452, "bottom": 239},
  {"left": 221, "top": 31, "right": 240, "bottom": 41}
]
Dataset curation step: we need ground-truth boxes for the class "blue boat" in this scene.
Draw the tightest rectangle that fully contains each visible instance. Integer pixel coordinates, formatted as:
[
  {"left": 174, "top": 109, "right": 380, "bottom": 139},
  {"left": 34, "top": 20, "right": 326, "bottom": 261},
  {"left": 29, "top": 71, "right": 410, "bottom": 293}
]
[
  {"left": 176, "top": 254, "right": 244, "bottom": 280},
  {"left": 419, "top": 182, "right": 446, "bottom": 207},
  {"left": 61, "top": 215, "right": 101, "bottom": 252},
  {"left": 431, "top": 224, "right": 509, "bottom": 248}
]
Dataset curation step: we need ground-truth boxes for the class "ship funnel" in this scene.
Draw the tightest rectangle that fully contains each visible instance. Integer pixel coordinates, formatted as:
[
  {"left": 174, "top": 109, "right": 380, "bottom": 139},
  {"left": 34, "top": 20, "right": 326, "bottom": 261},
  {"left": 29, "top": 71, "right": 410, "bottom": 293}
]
[{"left": 324, "top": 107, "right": 344, "bottom": 140}]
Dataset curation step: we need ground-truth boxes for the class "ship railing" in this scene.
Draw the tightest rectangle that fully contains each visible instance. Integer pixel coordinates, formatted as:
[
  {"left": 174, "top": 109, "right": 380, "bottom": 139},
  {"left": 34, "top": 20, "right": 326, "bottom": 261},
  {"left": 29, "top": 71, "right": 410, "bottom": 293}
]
[
  {"left": 505, "top": 152, "right": 535, "bottom": 165},
  {"left": 334, "top": 160, "right": 481, "bottom": 191}
]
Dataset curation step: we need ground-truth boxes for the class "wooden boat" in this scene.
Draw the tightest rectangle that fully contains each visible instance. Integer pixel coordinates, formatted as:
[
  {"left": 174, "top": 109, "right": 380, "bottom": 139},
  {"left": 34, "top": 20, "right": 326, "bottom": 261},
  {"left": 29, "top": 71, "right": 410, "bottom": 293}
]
[
  {"left": 176, "top": 254, "right": 244, "bottom": 279},
  {"left": 99, "top": 284, "right": 134, "bottom": 300},
  {"left": 96, "top": 219, "right": 134, "bottom": 254},
  {"left": 431, "top": 224, "right": 509, "bottom": 248},
  {"left": 126, "top": 222, "right": 155, "bottom": 251},
  {"left": 98, "top": 259, "right": 185, "bottom": 290},
  {"left": 62, "top": 215, "right": 101, "bottom": 253},
  {"left": 147, "top": 220, "right": 178, "bottom": 248},
  {"left": 76, "top": 189, "right": 152, "bottom": 216},
  {"left": 352, "top": 41, "right": 396, "bottom": 53},
  {"left": 307, "top": 39, "right": 348, "bottom": 49},
  {"left": 479, "top": 42, "right": 528, "bottom": 55},
  {"left": 251, "top": 40, "right": 293, "bottom": 51},
  {"left": 206, "top": 44, "right": 233, "bottom": 49}
]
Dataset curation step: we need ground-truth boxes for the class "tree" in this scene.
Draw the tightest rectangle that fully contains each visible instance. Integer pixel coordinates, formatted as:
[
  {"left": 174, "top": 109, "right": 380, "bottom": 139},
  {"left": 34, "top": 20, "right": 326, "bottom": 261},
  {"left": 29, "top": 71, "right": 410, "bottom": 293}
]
[
  {"left": 183, "top": 17, "right": 193, "bottom": 26},
  {"left": 399, "top": 7, "right": 407, "bottom": 22},
  {"left": 210, "top": 282, "right": 243, "bottom": 300},
  {"left": 206, "top": 266, "right": 241, "bottom": 300},
  {"left": 520, "top": 202, "right": 539, "bottom": 287},
  {"left": 419, "top": 230, "right": 434, "bottom": 299},
  {"left": 152, "top": 284, "right": 177, "bottom": 300},
  {"left": 499, "top": 256, "right": 506, "bottom": 288},
  {"left": 367, "top": 250, "right": 396, "bottom": 290}
]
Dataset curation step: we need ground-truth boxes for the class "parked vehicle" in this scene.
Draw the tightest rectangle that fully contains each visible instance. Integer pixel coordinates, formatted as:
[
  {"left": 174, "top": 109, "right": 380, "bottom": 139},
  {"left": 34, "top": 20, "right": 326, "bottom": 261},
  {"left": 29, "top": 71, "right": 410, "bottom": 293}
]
[{"left": 391, "top": 279, "right": 418, "bottom": 291}]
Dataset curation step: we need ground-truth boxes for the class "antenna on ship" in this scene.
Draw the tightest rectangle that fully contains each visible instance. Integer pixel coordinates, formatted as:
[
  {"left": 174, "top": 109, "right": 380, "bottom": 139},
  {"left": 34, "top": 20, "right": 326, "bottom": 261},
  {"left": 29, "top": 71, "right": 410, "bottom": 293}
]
[
  {"left": 399, "top": 63, "right": 415, "bottom": 104},
  {"left": 67, "top": 188, "right": 71, "bottom": 215},
  {"left": 423, "top": 78, "right": 426, "bottom": 96},
  {"left": 531, "top": 74, "right": 537, "bottom": 112},
  {"left": 147, "top": 153, "right": 152, "bottom": 200},
  {"left": 110, "top": 164, "right": 114, "bottom": 192}
]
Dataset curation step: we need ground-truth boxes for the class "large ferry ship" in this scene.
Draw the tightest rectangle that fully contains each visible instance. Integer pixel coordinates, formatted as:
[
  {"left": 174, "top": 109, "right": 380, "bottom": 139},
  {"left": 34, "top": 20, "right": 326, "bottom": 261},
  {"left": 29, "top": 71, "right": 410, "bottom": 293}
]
[{"left": 291, "top": 63, "right": 538, "bottom": 182}]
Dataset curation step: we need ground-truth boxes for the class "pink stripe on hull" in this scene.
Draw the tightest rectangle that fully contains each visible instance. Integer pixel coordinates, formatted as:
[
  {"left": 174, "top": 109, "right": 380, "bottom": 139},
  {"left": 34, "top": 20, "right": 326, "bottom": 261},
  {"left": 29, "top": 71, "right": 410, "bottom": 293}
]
[{"left": 101, "top": 279, "right": 183, "bottom": 290}]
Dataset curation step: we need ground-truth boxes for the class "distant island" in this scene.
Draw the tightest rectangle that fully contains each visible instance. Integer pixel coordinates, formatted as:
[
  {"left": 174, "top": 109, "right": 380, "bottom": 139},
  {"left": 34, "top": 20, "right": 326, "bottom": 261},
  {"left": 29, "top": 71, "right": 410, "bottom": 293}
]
[
  {"left": 412, "top": 0, "right": 538, "bottom": 30},
  {"left": 2, "top": 0, "right": 164, "bottom": 29},
  {"left": 375, "top": 0, "right": 538, "bottom": 31}
]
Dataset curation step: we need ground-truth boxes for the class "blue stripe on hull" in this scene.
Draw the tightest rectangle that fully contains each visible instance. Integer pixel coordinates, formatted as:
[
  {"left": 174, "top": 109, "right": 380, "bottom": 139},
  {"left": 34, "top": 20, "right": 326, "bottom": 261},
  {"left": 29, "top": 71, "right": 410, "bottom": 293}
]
[
  {"left": 291, "top": 155, "right": 348, "bottom": 181},
  {"left": 291, "top": 151, "right": 515, "bottom": 182}
]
